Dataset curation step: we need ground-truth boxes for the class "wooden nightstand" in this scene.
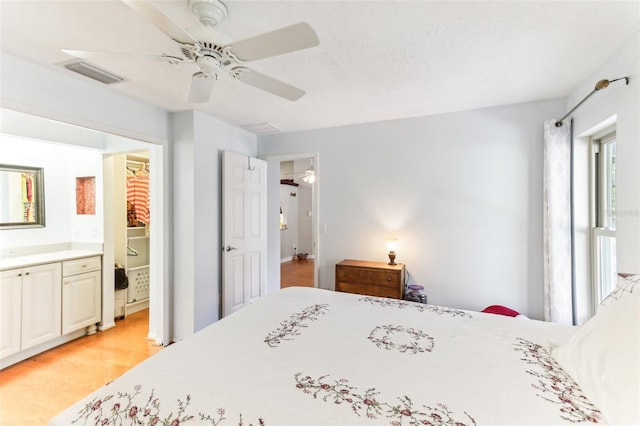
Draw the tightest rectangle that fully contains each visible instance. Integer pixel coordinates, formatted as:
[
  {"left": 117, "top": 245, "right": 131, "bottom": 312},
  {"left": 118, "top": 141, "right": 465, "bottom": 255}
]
[{"left": 335, "top": 259, "right": 405, "bottom": 299}]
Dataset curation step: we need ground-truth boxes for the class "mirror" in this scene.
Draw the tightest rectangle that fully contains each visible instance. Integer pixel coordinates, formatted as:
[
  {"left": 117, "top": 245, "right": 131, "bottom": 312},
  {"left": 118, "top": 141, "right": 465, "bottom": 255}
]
[{"left": 0, "top": 164, "right": 45, "bottom": 229}]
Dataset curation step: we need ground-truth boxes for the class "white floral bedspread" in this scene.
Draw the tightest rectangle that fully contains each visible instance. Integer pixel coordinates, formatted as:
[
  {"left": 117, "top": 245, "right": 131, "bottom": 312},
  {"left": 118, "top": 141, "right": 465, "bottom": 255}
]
[{"left": 50, "top": 287, "right": 604, "bottom": 425}]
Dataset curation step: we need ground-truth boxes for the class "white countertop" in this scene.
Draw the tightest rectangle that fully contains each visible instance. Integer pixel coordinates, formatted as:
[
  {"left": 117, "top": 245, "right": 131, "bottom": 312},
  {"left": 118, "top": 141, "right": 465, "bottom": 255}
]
[{"left": 0, "top": 250, "right": 103, "bottom": 271}]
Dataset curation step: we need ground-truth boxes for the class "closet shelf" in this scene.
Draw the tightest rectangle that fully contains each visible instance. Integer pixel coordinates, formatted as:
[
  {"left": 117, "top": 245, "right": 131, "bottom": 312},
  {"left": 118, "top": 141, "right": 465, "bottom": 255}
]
[{"left": 127, "top": 236, "right": 149, "bottom": 241}]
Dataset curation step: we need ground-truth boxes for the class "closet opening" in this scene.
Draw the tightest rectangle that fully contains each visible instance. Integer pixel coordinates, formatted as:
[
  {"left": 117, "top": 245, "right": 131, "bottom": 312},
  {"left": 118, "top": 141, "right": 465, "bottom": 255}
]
[{"left": 113, "top": 152, "right": 152, "bottom": 321}]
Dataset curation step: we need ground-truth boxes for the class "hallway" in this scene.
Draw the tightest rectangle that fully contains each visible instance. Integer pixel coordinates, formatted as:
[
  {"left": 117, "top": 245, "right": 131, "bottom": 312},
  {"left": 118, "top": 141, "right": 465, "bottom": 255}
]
[{"left": 281, "top": 258, "right": 314, "bottom": 288}]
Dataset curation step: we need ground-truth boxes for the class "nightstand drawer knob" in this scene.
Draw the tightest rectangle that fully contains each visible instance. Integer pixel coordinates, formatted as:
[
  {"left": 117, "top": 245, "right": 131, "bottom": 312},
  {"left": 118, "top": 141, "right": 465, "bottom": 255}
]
[
  {"left": 387, "top": 277, "right": 392, "bottom": 281},
  {"left": 343, "top": 272, "right": 348, "bottom": 277}
]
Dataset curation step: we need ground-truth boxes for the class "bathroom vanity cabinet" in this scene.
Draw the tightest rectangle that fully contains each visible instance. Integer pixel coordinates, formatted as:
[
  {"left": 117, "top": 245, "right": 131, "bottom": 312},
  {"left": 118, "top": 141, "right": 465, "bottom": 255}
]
[
  {"left": 0, "top": 269, "right": 21, "bottom": 359},
  {"left": 1, "top": 262, "right": 62, "bottom": 358},
  {"left": 62, "top": 256, "right": 102, "bottom": 335},
  {"left": 0, "top": 250, "right": 102, "bottom": 368}
]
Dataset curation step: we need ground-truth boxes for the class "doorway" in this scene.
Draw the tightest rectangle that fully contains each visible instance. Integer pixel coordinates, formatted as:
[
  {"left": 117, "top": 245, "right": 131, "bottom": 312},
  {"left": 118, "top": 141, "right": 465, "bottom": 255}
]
[
  {"left": 2, "top": 109, "right": 167, "bottom": 347},
  {"left": 278, "top": 156, "right": 317, "bottom": 289},
  {"left": 114, "top": 152, "right": 152, "bottom": 319},
  {"left": 103, "top": 143, "right": 165, "bottom": 346}
]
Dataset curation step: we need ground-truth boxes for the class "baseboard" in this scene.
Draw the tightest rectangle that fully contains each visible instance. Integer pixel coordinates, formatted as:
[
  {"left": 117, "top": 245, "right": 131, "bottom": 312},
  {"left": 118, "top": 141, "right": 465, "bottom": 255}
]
[
  {"left": 1, "top": 328, "right": 86, "bottom": 369},
  {"left": 99, "top": 321, "right": 116, "bottom": 332},
  {"left": 280, "top": 255, "right": 315, "bottom": 263},
  {"left": 125, "top": 299, "right": 149, "bottom": 316}
]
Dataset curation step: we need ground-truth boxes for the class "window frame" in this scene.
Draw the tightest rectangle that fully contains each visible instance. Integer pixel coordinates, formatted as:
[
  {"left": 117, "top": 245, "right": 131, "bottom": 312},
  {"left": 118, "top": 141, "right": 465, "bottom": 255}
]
[{"left": 589, "top": 128, "right": 617, "bottom": 312}]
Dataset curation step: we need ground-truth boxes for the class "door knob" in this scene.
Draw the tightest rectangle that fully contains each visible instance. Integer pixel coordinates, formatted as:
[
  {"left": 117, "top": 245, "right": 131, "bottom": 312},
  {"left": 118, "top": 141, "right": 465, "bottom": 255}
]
[{"left": 225, "top": 245, "right": 238, "bottom": 252}]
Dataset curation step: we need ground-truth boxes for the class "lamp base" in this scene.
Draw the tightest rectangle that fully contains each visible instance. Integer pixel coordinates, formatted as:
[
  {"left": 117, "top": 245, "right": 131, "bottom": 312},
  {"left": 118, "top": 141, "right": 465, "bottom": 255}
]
[{"left": 388, "top": 251, "right": 396, "bottom": 265}]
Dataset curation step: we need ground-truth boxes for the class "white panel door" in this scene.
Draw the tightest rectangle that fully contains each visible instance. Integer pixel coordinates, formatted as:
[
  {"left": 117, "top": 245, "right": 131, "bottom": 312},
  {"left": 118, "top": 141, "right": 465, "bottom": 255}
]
[
  {"left": 62, "top": 270, "right": 101, "bottom": 334},
  {"left": 21, "top": 263, "right": 62, "bottom": 350},
  {"left": 0, "top": 269, "right": 22, "bottom": 359},
  {"left": 222, "top": 151, "right": 267, "bottom": 317}
]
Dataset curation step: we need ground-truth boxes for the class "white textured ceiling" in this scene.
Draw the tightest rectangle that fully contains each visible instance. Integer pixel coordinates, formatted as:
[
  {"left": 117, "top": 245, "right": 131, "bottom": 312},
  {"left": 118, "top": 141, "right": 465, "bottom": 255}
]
[{"left": 1, "top": 1, "right": 639, "bottom": 134}]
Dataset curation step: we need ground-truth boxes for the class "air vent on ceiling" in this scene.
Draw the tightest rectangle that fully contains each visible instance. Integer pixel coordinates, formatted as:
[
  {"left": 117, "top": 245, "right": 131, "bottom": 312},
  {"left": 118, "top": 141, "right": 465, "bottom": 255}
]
[
  {"left": 241, "top": 122, "right": 281, "bottom": 135},
  {"left": 57, "top": 59, "right": 125, "bottom": 85}
]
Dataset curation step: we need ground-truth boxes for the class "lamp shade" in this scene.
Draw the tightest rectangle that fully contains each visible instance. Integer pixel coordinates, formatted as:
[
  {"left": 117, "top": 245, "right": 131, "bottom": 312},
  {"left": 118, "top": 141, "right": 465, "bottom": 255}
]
[{"left": 386, "top": 239, "right": 398, "bottom": 251}]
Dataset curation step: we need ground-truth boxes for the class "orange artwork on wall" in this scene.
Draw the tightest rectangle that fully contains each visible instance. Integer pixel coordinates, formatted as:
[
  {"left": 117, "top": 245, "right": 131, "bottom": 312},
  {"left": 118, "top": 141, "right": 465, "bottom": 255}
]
[{"left": 76, "top": 176, "right": 96, "bottom": 215}]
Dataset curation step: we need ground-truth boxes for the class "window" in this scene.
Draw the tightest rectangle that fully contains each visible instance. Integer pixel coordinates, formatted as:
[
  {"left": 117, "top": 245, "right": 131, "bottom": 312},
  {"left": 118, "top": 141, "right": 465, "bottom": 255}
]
[{"left": 591, "top": 130, "right": 617, "bottom": 308}]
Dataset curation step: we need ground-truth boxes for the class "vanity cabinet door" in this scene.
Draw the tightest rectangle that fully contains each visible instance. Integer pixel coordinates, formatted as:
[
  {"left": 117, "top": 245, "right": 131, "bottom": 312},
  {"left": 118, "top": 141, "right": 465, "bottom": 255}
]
[
  {"left": 0, "top": 270, "right": 22, "bottom": 359},
  {"left": 21, "top": 263, "right": 62, "bottom": 350},
  {"left": 62, "top": 270, "right": 101, "bottom": 334}
]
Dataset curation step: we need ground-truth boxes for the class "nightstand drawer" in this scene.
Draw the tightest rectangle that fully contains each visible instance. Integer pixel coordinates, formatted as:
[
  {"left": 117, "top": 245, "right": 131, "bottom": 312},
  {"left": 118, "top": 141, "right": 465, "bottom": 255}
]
[
  {"left": 336, "top": 282, "right": 400, "bottom": 299},
  {"left": 337, "top": 267, "right": 400, "bottom": 288}
]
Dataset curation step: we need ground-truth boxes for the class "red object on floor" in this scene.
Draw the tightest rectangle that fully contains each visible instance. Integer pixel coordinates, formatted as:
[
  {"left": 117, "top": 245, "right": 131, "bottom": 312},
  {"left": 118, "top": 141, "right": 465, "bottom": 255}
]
[{"left": 481, "top": 305, "right": 520, "bottom": 317}]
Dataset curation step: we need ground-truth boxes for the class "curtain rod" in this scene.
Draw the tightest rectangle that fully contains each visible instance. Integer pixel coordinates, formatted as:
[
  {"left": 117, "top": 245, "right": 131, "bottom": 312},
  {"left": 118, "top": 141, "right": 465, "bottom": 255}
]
[{"left": 555, "top": 77, "right": 629, "bottom": 127}]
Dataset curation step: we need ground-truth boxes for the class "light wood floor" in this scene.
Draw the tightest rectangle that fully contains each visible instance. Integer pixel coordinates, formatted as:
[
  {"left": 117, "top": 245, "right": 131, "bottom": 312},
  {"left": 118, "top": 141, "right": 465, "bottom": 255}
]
[
  {"left": 280, "top": 258, "right": 314, "bottom": 288},
  {"left": 0, "top": 309, "right": 162, "bottom": 426}
]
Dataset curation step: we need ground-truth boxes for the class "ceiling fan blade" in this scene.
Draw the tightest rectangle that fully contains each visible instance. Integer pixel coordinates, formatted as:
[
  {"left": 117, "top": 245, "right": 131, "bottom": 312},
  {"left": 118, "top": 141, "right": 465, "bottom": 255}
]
[
  {"left": 121, "top": 0, "right": 198, "bottom": 44},
  {"left": 228, "top": 22, "right": 319, "bottom": 62},
  {"left": 235, "top": 68, "right": 305, "bottom": 101},
  {"left": 188, "top": 72, "right": 215, "bottom": 103},
  {"left": 62, "top": 49, "right": 182, "bottom": 63}
]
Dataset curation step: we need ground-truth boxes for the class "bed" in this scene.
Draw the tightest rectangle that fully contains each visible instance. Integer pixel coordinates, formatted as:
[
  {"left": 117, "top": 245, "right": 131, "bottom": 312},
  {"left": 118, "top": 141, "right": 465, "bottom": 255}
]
[{"left": 50, "top": 278, "right": 639, "bottom": 425}]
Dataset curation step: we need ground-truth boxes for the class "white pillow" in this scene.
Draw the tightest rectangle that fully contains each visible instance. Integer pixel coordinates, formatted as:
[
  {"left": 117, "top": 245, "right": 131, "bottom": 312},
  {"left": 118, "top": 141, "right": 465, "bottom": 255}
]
[
  {"left": 553, "top": 276, "right": 639, "bottom": 425},
  {"left": 603, "top": 274, "right": 640, "bottom": 307}
]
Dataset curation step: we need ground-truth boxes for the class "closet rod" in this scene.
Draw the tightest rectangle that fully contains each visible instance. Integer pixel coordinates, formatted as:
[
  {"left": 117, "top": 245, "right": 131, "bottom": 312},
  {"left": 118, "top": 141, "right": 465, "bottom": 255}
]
[
  {"left": 126, "top": 159, "right": 150, "bottom": 174},
  {"left": 555, "top": 77, "right": 629, "bottom": 127}
]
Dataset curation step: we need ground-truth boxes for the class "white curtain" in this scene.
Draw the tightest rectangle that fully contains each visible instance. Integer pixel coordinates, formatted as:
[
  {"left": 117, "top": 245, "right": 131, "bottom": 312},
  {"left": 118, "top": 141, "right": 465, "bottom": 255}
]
[{"left": 543, "top": 119, "right": 573, "bottom": 325}]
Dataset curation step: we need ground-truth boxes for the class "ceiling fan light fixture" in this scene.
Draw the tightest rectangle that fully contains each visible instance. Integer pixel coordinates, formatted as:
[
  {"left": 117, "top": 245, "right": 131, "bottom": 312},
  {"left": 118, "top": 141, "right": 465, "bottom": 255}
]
[
  {"left": 189, "top": 0, "right": 228, "bottom": 27},
  {"left": 188, "top": 72, "right": 216, "bottom": 103},
  {"left": 302, "top": 166, "right": 315, "bottom": 184},
  {"left": 196, "top": 54, "right": 221, "bottom": 75}
]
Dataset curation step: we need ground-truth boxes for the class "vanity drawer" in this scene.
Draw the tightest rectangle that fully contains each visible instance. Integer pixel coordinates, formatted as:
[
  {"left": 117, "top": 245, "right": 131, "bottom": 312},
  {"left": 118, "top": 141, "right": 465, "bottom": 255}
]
[{"left": 63, "top": 256, "right": 102, "bottom": 277}]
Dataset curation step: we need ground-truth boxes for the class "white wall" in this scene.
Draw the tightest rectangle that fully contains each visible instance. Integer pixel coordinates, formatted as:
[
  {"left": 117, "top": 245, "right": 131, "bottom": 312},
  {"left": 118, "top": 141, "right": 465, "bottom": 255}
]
[
  {"left": 292, "top": 158, "right": 314, "bottom": 257},
  {"left": 1, "top": 53, "right": 170, "bottom": 144},
  {"left": 297, "top": 184, "right": 313, "bottom": 256},
  {"left": 193, "top": 110, "right": 257, "bottom": 333},
  {"left": 1, "top": 51, "right": 261, "bottom": 342},
  {"left": 266, "top": 159, "right": 281, "bottom": 293},
  {"left": 280, "top": 184, "right": 299, "bottom": 260},
  {"left": 3, "top": 28, "right": 635, "bottom": 332},
  {"left": 571, "top": 32, "right": 639, "bottom": 274},
  {"left": 1, "top": 52, "right": 173, "bottom": 342},
  {"left": 260, "top": 98, "right": 565, "bottom": 319},
  {"left": 568, "top": 31, "right": 639, "bottom": 324},
  {"left": 0, "top": 135, "right": 103, "bottom": 249},
  {"left": 171, "top": 110, "right": 258, "bottom": 340}
]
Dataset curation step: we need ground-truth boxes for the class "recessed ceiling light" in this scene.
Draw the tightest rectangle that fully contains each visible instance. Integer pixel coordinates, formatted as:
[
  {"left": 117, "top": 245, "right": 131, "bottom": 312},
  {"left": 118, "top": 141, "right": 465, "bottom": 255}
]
[{"left": 241, "top": 122, "right": 281, "bottom": 135}]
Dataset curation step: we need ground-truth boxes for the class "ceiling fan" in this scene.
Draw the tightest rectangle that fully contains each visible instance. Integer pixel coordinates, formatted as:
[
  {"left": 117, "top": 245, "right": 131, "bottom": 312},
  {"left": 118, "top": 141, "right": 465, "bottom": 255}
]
[{"left": 63, "top": 0, "right": 319, "bottom": 103}]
